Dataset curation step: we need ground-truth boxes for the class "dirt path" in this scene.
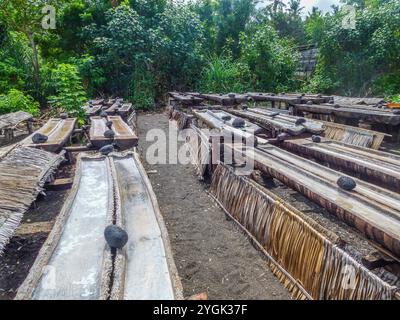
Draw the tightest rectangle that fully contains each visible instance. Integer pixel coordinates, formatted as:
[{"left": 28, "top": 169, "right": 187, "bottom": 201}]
[{"left": 137, "top": 112, "right": 291, "bottom": 300}]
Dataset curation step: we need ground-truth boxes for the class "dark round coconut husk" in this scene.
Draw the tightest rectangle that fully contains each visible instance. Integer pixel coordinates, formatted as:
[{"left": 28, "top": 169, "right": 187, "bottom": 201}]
[
  {"left": 104, "top": 129, "right": 115, "bottom": 139},
  {"left": 295, "top": 118, "right": 307, "bottom": 126},
  {"left": 221, "top": 115, "right": 232, "bottom": 121},
  {"left": 392, "top": 109, "right": 400, "bottom": 115},
  {"left": 100, "top": 111, "right": 108, "bottom": 118},
  {"left": 86, "top": 142, "right": 93, "bottom": 149},
  {"left": 99, "top": 144, "right": 114, "bottom": 155},
  {"left": 232, "top": 118, "right": 245, "bottom": 128},
  {"left": 247, "top": 97, "right": 254, "bottom": 102},
  {"left": 270, "top": 93, "right": 276, "bottom": 96},
  {"left": 333, "top": 104, "right": 341, "bottom": 108},
  {"left": 312, "top": 135, "right": 321, "bottom": 143},
  {"left": 306, "top": 100, "right": 313, "bottom": 105},
  {"left": 277, "top": 133, "right": 290, "bottom": 142},
  {"left": 301, "top": 93, "right": 306, "bottom": 96},
  {"left": 88, "top": 100, "right": 93, "bottom": 105},
  {"left": 104, "top": 225, "right": 128, "bottom": 249},
  {"left": 337, "top": 176, "right": 357, "bottom": 191},
  {"left": 280, "top": 92, "right": 286, "bottom": 96},
  {"left": 317, "top": 94, "right": 322, "bottom": 98},
  {"left": 60, "top": 113, "right": 68, "bottom": 119},
  {"left": 228, "top": 93, "right": 236, "bottom": 98},
  {"left": 258, "top": 93, "right": 264, "bottom": 96},
  {"left": 32, "top": 133, "right": 48, "bottom": 144},
  {"left": 106, "top": 121, "right": 113, "bottom": 129}
]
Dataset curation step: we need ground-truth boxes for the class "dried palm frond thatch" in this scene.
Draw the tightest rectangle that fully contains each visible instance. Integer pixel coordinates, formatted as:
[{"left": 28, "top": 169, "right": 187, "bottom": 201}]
[
  {"left": 0, "top": 146, "right": 64, "bottom": 254},
  {"left": 322, "top": 122, "right": 386, "bottom": 149},
  {"left": 210, "top": 163, "right": 396, "bottom": 300}
]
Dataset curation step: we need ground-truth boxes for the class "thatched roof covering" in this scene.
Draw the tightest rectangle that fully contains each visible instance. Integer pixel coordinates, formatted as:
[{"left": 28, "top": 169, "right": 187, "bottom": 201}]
[
  {"left": 0, "top": 145, "right": 64, "bottom": 254},
  {"left": 0, "top": 111, "right": 32, "bottom": 130}
]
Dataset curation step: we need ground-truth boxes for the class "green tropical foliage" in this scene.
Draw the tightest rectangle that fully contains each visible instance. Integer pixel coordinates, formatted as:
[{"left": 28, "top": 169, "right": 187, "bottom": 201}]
[
  {"left": 0, "top": 89, "right": 40, "bottom": 116},
  {"left": 0, "top": 0, "right": 399, "bottom": 116}
]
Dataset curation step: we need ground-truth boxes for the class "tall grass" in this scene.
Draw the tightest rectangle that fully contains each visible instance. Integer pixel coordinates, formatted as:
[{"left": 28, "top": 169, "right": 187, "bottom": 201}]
[{"left": 198, "top": 55, "right": 253, "bottom": 93}]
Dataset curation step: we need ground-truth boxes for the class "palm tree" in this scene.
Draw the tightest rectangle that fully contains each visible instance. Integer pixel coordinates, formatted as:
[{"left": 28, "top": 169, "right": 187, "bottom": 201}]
[
  {"left": 266, "top": 0, "right": 287, "bottom": 14},
  {"left": 287, "top": 0, "right": 305, "bottom": 17}
]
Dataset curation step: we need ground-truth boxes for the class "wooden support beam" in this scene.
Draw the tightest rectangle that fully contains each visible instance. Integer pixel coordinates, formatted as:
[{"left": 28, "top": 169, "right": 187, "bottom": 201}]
[{"left": 46, "top": 178, "right": 74, "bottom": 191}]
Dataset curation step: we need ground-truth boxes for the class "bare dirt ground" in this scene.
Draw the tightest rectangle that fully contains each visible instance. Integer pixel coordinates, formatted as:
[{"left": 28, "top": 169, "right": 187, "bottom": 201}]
[{"left": 137, "top": 112, "right": 291, "bottom": 300}]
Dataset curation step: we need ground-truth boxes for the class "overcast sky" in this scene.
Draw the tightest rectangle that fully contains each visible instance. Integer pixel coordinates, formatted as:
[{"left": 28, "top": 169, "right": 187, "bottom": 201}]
[{"left": 258, "top": 0, "right": 342, "bottom": 16}]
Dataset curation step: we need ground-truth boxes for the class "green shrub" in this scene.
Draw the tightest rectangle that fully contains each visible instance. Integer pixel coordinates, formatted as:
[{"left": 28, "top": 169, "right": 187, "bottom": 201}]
[
  {"left": 128, "top": 66, "right": 156, "bottom": 110},
  {"left": 0, "top": 89, "right": 40, "bottom": 116},
  {"left": 198, "top": 55, "right": 253, "bottom": 93},
  {"left": 48, "top": 63, "right": 87, "bottom": 121}
]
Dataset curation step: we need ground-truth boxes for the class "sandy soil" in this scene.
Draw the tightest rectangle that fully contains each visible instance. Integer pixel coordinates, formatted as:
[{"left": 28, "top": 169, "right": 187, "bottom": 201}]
[{"left": 137, "top": 112, "right": 291, "bottom": 300}]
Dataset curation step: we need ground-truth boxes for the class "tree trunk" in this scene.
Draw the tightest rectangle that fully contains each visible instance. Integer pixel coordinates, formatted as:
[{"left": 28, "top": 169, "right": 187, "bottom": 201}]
[{"left": 27, "top": 32, "right": 42, "bottom": 103}]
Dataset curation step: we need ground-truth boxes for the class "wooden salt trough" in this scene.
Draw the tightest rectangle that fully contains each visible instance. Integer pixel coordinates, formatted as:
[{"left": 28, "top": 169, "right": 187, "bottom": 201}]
[
  {"left": 226, "top": 144, "right": 400, "bottom": 259},
  {"left": 282, "top": 138, "right": 400, "bottom": 192},
  {"left": 16, "top": 152, "right": 183, "bottom": 300},
  {"left": 117, "top": 103, "right": 133, "bottom": 118},
  {"left": 89, "top": 115, "right": 138, "bottom": 149},
  {"left": 21, "top": 118, "right": 77, "bottom": 153},
  {"left": 83, "top": 104, "right": 103, "bottom": 116}
]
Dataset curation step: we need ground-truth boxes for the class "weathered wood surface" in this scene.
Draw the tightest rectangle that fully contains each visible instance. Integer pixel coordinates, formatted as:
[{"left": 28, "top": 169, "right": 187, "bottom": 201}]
[
  {"left": 333, "top": 96, "right": 385, "bottom": 107},
  {"left": 0, "top": 146, "right": 64, "bottom": 254},
  {"left": 227, "top": 108, "right": 323, "bottom": 136},
  {"left": 227, "top": 144, "right": 400, "bottom": 258},
  {"left": 192, "top": 110, "right": 258, "bottom": 146},
  {"left": 168, "top": 92, "right": 203, "bottom": 105},
  {"left": 83, "top": 104, "right": 103, "bottom": 116},
  {"left": 193, "top": 93, "right": 236, "bottom": 106},
  {"left": 0, "top": 111, "right": 32, "bottom": 130},
  {"left": 88, "top": 99, "right": 105, "bottom": 106},
  {"left": 111, "top": 152, "right": 182, "bottom": 300},
  {"left": 89, "top": 115, "right": 138, "bottom": 149},
  {"left": 285, "top": 93, "right": 333, "bottom": 104},
  {"left": 246, "top": 92, "right": 302, "bottom": 105},
  {"left": 117, "top": 103, "right": 133, "bottom": 117},
  {"left": 283, "top": 138, "right": 400, "bottom": 192},
  {"left": 294, "top": 103, "right": 400, "bottom": 125},
  {"left": 16, "top": 152, "right": 183, "bottom": 300},
  {"left": 21, "top": 118, "right": 77, "bottom": 152}
]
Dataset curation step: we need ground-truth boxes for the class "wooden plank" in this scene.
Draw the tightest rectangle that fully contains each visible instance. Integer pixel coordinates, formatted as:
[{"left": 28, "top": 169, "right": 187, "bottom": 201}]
[
  {"left": 294, "top": 103, "right": 400, "bottom": 126},
  {"left": 227, "top": 144, "right": 400, "bottom": 258},
  {"left": 46, "top": 178, "right": 74, "bottom": 191},
  {"left": 89, "top": 116, "right": 138, "bottom": 149},
  {"left": 21, "top": 118, "right": 77, "bottom": 152},
  {"left": 282, "top": 139, "right": 400, "bottom": 192}
]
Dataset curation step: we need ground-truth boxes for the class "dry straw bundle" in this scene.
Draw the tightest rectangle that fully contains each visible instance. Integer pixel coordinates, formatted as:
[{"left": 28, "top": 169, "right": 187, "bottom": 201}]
[
  {"left": 210, "top": 163, "right": 396, "bottom": 300},
  {"left": 0, "top": 145, "right": 64, "bottom": 254}
]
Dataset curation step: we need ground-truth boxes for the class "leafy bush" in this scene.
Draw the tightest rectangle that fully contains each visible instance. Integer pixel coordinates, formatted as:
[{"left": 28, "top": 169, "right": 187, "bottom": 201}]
[
  {"left": 48, "top": 64, "right": 87, "bottom": 120},
  {"left": 198, "top": 55, "right": 253, "bottom": 93},
  {"left": 0, "top": 89, "right": 40, "bottom": 116},
  {"left": 240, "top": 25, "right": 300, "bottom": 92},
  {"left": 128, "top": 65, "right": 156, "bottom": 109}
]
